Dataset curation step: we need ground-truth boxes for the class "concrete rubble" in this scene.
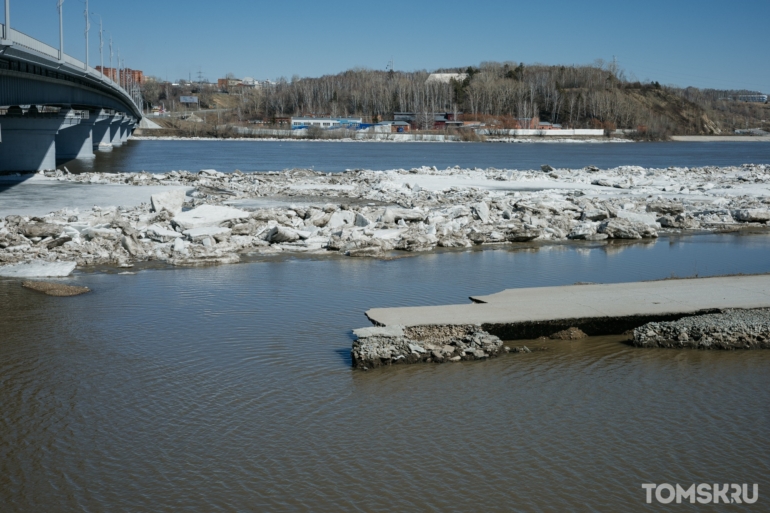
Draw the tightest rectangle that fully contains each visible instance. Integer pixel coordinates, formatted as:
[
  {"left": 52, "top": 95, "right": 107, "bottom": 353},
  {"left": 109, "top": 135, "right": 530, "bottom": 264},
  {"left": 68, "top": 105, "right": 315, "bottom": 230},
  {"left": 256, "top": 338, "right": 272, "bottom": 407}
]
[
  {"left": 633, "top": 309, "right": 770, "bottom": 349},
  {"left": 1, "top": 164, "right": 769, "bottom": 272},
  {"left": 351, "top": 325, "right": 505, "bottom": 369}
]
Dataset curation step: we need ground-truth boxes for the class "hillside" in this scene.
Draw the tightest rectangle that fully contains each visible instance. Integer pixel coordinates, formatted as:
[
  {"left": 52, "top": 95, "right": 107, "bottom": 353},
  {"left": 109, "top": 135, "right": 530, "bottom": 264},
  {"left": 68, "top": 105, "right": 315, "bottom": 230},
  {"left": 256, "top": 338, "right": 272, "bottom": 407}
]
[{"left": 141, "top": 62, "right": 768, "bottom": 140}]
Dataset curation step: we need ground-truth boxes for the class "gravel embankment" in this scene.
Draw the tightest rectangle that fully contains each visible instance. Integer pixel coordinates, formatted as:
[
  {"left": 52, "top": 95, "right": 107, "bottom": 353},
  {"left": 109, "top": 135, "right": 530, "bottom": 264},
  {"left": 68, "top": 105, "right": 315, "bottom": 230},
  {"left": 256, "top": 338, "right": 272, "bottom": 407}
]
[{"left": 633, "top": 308, "right": 770, "bottom": 349}]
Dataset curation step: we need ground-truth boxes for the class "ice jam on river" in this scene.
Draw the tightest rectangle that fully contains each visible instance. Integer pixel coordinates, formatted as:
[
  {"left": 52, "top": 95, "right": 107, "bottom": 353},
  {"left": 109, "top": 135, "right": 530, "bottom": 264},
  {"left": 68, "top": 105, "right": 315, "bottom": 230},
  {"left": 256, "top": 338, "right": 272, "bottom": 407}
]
[{"left": 0, "top": 163, "right": 769, "bottom": 274}]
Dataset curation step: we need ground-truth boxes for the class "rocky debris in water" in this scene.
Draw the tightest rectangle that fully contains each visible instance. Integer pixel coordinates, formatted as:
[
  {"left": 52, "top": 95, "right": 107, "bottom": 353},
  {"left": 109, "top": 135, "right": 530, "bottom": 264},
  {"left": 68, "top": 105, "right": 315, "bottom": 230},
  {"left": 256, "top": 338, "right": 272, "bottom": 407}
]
[
  {"left": 598, "top": 218, "right": 658, "bottom": 239},
  {"left": 2, "top": 164, "right": 769, "bottom": 272},
  {"left": 646, "top": 201, "right": 684, "bottom": 215},
  {"left": 632, "top": 309, "right": 770, "bottom": 349},
  {"left": 351, "top": 325, "right": 505, "bottom": 369},
  {"left": 506, "top": 227, "right": 542, "bottom": 242},
  {"left": 504, "top": 346, "right": 532, "bottom": 353},
  {"left": 21, "top": 280, "right": 90, "bottom": 297},
  {"left": 168, "top": 253, "right": 241, "bottom": 267},
  {"left": 121, "top": 234, "right": 146, "bottom": 257},
  {"left": 147, "top": 224, "right": 183, "bottom": 243},
  {"left": 354, "top": 212, "right": 372, "bottom": 227},
  {"left": 378, "top": 207, "right": 426, "bottom": 224},
  {"left": 266, "top": 225, "right": 301, "bottom": 243},
  {"left": 472, "top": 201, "right": 490, "bottom": 223},
  {"left": 327, "top": 210, "right": 356, "bottom": 228},
  {"left": 395, "top": 228, "right": 437, "bottom": 251},
  {"left": 151, "top": 189, "right": 187, "bottom": 215},
  {"left": 549, "top": 327, "right": 589, "bottom": 340},
  {"left": 656, "top": 214, "right": 700, "bottom": 229},
  {"left": 172, "top": 205, "right": 250, "bottom": 230},
  {"left": 347, "top": 246, "right": 383, "bottom": 258},
  {"left": 184, "top": 226, "right": 232, "bottom": 243},
  {"left": 581, "top": 208, "right": 610, "bottom": 221},
  {"left": 732, "top": 209, "right": 770, "bottom": 223},
  {"left": 19, "top": 222, "right": 65, "bottom": 239},
  {"left": 46, "top": 236, "right": 72, "bottom": 249}
]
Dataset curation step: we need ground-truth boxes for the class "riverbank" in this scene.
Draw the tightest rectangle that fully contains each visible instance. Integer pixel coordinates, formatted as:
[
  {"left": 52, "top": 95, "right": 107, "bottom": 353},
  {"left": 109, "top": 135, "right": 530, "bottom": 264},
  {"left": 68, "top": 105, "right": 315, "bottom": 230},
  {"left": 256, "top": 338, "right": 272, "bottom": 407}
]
[
  {"left": 0, "top": 163, "right": 768, "bottom": 274},
  {"left": 671, "top": 135, "right": 770, "bottom": 142},
  {"left": 131, "top": 134, "right": 626, "bottom": 144},
  {"left": 133, "top": 132, "right": 770, "bottom": 145}
]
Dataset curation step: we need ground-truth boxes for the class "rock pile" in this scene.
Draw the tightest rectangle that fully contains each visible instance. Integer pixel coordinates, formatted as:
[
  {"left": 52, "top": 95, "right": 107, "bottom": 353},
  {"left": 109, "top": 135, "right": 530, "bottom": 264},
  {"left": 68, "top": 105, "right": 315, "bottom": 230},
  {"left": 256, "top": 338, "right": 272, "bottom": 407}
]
[
  {"left": 21, "top": 281, "right": 90, "bottom": 297},
  {"left": 351, "top": 325, "right": 505, "bottom": 369},
  {"left": 632, "top": 309, "right": 770, "bottom": 349},
  {"left": 548, "top": 327, "right": 589, "bottom": 340},
  {"left": 2, "top": 164, "right": 769, "bottom": 273}
]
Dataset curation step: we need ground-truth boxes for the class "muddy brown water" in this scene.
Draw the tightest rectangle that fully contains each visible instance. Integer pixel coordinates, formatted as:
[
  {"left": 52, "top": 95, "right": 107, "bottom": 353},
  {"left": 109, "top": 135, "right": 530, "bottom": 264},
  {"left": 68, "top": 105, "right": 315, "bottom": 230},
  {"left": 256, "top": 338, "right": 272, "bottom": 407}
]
[{"left": 2, "top": 233, "right": 770, "bottom": 511}]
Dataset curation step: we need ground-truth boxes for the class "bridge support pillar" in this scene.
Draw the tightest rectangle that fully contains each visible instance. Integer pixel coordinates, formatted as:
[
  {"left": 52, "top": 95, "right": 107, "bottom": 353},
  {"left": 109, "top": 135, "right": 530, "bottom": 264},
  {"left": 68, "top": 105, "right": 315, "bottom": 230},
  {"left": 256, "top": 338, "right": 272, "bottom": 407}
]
[
  {"left": 119, "top": 118, "right": 132, "bottom": 143},
  {"left": 56, "top": 111, "right": 99, "bottom": 161},
  {"left": 109, "top": 115, "right": 126, "bottom": 147},
  {"left": 91, "top": 110, "right": 116, "bottom": 152},
  {"left": 0, "top": 107, "right": 80, "bottom": 172}
]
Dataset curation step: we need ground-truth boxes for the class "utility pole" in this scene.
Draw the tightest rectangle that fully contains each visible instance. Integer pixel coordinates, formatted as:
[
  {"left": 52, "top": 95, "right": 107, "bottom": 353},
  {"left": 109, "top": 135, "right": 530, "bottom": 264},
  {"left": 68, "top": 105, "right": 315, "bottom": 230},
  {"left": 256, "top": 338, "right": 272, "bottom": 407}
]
[
  {"left": 3, "top": 0, "right": 10, "bottom": 43},
  {"left": 96, "top": 15, "right": 103, "bottom": 76},
  {"left": 84, "top": 0, "right": 89, "bottom": 70},
  {"left": 109, "top": 34, "right": 113, "bottom": 80},
  {"left": 58, "top": 0, "right": 65, "bottom": 61}
]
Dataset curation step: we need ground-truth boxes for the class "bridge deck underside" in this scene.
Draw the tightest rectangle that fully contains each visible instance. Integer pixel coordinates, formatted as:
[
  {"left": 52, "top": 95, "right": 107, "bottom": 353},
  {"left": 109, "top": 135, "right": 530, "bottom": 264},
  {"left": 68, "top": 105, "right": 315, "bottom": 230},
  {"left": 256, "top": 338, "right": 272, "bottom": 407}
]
[{"left": 0, "top": 71, "right": 134, "bottom": 115}]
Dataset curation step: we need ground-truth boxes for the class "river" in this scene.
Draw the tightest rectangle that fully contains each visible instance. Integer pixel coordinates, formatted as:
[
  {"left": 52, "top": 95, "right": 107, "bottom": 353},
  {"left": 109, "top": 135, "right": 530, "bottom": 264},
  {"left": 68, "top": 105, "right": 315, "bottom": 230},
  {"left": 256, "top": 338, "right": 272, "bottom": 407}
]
[
  {"left": 2, "top": 233, "right": 770, "bottom": 511},
  {"left": 60, "top": 139, "right": 770, "bottom": 173}
]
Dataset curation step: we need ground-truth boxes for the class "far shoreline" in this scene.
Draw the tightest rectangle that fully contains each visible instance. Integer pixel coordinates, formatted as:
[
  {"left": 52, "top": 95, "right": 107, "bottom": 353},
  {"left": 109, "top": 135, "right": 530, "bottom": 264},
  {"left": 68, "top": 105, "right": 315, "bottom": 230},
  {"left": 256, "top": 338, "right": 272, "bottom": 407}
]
[
  {"left": 671, "top": 135, "right": 770, "bottom": 142},
  {"left": 129, "top": 134, "right": 631, "bottom": 144},
  {"left": 131, "top": 134, "right": 770, "bottom": 144}
]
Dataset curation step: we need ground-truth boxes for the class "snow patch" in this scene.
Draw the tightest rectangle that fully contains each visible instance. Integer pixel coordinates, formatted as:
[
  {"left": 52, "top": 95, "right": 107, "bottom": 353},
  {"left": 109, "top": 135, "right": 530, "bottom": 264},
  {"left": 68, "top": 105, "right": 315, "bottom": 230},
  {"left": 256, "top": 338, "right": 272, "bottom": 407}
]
[{"left": 0, "top": 260, "right": 77, "bottom": 277}]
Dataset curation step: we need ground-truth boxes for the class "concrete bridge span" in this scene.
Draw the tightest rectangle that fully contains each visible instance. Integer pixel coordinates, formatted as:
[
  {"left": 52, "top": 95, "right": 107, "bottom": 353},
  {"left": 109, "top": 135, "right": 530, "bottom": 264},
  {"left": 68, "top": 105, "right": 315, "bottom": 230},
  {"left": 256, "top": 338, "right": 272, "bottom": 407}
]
[{"left": 0, "top": 19, "right": 142, "bottom": 172}]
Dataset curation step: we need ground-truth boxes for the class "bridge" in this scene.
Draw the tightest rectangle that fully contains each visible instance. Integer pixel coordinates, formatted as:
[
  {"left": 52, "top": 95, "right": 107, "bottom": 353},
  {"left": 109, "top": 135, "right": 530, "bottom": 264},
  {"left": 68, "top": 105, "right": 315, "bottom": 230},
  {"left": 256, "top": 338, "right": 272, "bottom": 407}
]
[{"left": 0, "top": 2, "right": 142, "bottom": 172}]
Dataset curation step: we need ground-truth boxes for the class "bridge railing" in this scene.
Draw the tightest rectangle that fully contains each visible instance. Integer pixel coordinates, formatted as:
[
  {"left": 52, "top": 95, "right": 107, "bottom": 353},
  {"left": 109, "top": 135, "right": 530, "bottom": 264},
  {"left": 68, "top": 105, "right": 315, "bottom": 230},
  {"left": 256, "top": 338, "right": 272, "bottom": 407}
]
[
  {"left": 2, "top": 25, "right": 140, "bottom": 113},
  {"left": 8, "top": 28, "right": 59, "bottom": 60},
  {"left": 62, "top": 53, "right": 82, "bottom": 68}
]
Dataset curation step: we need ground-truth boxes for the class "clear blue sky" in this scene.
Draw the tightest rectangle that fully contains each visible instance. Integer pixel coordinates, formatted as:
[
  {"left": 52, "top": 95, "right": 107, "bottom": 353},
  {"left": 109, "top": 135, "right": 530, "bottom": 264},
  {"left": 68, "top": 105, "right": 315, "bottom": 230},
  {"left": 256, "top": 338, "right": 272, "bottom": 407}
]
[{"left": 7, "top": 0, "right": 769, "bottom": 92}]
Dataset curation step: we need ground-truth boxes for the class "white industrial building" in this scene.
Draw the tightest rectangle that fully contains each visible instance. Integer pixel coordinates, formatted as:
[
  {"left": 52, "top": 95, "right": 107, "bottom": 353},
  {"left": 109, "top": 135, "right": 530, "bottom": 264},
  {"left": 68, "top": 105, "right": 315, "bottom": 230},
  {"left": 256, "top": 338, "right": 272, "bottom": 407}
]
[
  {"left": 737, "top": 94, "right": 768, "bottom": 103},
  {"left": 291, "top": 117, "right": 363, "bottom": 129}
]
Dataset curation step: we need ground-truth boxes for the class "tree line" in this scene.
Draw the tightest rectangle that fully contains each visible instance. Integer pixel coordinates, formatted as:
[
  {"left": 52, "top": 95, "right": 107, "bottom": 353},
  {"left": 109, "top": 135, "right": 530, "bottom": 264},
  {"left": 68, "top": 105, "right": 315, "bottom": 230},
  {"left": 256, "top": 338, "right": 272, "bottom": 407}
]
[{"left": 142, "top": 60, "right": 768, "bottom": 139}]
